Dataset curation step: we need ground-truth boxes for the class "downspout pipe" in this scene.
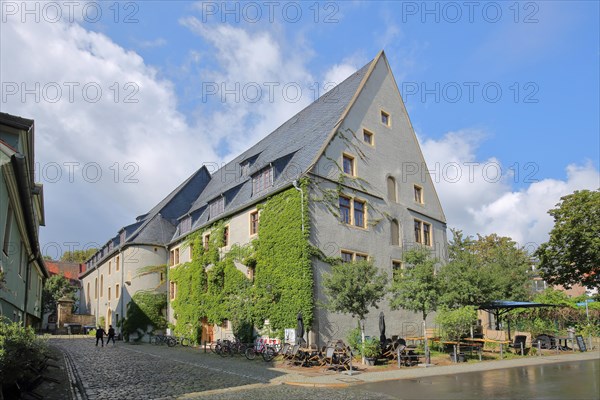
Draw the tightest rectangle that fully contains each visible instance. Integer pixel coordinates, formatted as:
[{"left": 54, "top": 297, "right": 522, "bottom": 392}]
[{"left": 292, "top": 180, "right": 304, "bottom": 233}]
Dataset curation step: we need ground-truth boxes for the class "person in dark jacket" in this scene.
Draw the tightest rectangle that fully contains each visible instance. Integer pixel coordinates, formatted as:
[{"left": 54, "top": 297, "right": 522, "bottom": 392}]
[
  {"left": 107, "top": 325, "right": 116, "bottom": 345},
  {"left": 95, "top": 326, "right": 106, "bottom": 347}
]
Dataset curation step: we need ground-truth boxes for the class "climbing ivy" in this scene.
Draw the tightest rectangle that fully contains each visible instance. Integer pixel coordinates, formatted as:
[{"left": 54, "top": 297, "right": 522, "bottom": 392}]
[
  {"left": 169, "top": 181, "right": 313, "bottom": 342},
  {"left": 122, "top": 291, "right": 167, "bottom": 340}
]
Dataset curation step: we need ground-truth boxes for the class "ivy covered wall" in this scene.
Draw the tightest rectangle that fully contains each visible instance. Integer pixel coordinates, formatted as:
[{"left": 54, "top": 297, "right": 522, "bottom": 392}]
[{"left": 169, "top": 181, "right": 313, "bottom": 342}]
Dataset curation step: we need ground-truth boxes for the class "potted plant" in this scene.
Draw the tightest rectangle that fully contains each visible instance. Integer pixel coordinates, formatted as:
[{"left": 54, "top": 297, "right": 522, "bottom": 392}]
[
  {"left": 362, "top": 337, "right": 381, "bottom": 366},
  {"left": 436, "top": 306, "right": 477, "bottom": 363}
]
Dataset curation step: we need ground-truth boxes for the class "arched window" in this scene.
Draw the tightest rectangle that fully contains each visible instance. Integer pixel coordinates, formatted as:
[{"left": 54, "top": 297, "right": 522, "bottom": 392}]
[
  {"left": 391, "top": 219, "right": 400, "bottom": 246},
  {"left": 387, "top": 176, "right": 397, "bottom": 202},
  {"left": 100, "top": 275, "right": 104, "bottom": 298},
  {"left": 94, "top": 278, "right": 98, "bottom": 299},
  {"left": 86, "top": 282, "right": 90, "bottom": 305}
]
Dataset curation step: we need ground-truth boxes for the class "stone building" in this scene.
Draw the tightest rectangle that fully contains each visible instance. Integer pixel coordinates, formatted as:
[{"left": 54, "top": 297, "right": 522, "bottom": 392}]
[{"left": 80, "top": 51, "right": 447, "bottom": 343}]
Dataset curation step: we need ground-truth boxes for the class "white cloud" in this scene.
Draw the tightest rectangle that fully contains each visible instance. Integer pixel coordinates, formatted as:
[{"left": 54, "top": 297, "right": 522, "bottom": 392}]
[
  {"left": 1, "top": 17, "right": 218, "bottom": 252},
  {"left": 421, "top": 131, "right": 600, "bottom": 248}
]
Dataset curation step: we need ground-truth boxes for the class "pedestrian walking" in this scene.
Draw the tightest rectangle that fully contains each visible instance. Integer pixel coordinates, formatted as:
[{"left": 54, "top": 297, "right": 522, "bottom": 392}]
[
  {"left": 107, "top": 325, "right": 116, "bottom": 345},
  {"left": 95, "top": 326, "right": 106, "bottom": 347}
]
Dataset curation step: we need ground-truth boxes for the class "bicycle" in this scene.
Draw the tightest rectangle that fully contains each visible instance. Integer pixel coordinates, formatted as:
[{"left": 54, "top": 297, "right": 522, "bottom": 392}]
[
  {"left": 150, "top": 334, "right": 177, "bottom": 347},
  {"left": 245, "top": 339, "right": 277, "bottom": 361}
]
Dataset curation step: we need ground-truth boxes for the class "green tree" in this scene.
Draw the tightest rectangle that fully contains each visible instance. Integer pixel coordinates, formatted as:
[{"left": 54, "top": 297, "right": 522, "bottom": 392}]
[
  {"left": 389, "top": 247, "right": 439, "bottom": 363},
  {"left": 439, "top": 230, "right": 532, "bottom": 308},
  {"left": 435, "top": 306, "right": 477, "bottom": 357},
  {"left": 535, "top": 189, "right": 600, "bottom": 291},
  {"left": 322, "top": 259, "right": 387, "bottom": 363},
  {"left": 60, "top": 248, "right": 97, "bottom": 263},
  {"left": 42, "top": 274, "right": 77, "bottom": 314}
]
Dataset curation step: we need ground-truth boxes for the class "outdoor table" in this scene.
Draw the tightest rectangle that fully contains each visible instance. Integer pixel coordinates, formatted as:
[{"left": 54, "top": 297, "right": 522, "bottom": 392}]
[{"left": 555, "top": 337, "right": 576, "bottom": 353}]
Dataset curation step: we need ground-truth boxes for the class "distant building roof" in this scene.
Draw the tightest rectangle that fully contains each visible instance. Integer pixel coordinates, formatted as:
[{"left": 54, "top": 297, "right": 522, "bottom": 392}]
[{"left": 45, "top": 261, "right": 83, "bottom": 284}]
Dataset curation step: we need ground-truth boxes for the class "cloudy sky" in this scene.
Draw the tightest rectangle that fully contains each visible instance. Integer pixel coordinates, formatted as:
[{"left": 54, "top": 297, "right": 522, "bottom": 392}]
[{"left": 1, "top": 1, "right": 598, "bottom": 259}]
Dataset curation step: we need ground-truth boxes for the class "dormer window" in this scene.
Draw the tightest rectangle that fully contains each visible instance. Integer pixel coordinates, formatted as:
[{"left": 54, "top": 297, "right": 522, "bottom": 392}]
[
  {"left": 120, "top": 230, "right": 126, "bottom": 244},
  {"left": 180, "top": 216, "right": 192, "bottom": 234},
  {"left": 252, "top": 166, "right": 273, "bottom": 195},
  {"left": 381, "top": 110, "right": 391, "bottom": 127},
  {"left": 209, "top": 197, "right": 225, "bottom": 219},
  {"left": 240, "top": 162, "right": 249, "bottom": 177}
]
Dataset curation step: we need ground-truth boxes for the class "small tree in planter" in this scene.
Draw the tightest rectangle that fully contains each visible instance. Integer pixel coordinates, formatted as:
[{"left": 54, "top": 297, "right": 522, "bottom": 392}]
[
  {"left": 322, "top": 259, "right": 387, "bottom": 364},
  {"left": 436, "top": 306, "right": 477, "bottom": 362},
  {"left": 362, "top": 337, "right": 381, "bottom": 365}
]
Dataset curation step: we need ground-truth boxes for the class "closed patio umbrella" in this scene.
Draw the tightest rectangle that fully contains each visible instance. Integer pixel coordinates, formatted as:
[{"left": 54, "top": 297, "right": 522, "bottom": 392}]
[
  {"left": 379, "top": 311, "right": 386, "bottom": 352},
  {"left": 296, "top": 312, "right": 304, "bottom": 345}
]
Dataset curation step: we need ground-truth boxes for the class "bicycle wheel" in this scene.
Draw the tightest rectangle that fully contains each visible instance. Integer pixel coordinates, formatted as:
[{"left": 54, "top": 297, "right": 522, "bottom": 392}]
[
  {"left": 220, "top": 345, "right": 231, "bottom": 357},
  {"left": 181, "top": 337, "right": 190, "bottom": 347},
  {"left": 262, "top": 347, "right": 276, "bottom": 362},
  {"left": 167, "top": 337, "right": 177, "bottom": 347},
  {"left": 245, "top": 347, "right": 257, "bottom": 360},
  {"left": 237, "top": 343, "right": 247, "bottom": 355}
]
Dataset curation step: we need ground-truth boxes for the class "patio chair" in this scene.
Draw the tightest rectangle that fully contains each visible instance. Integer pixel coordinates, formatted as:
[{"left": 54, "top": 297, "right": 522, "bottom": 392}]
[
  {"left": 319, "top": 346, "right": 337, "bottom": 370},
  {"left": 509, "top": 335, "right": 529, "bottom": 355},
  {"left": 286, "top": 344, "right": 301, "bottom": 366},
  {"left": 383, "top": 340, "right": 400, "bottom": 360},
  {"left": 305, "top": 344, "right": 321, "bottom": 366}
]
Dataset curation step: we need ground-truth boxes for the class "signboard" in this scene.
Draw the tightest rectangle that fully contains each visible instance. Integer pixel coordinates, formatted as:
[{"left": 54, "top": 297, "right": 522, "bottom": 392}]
[
  {"left": 575, "top": 335, "right": 587, "bottom": 352},
  {"left": 284, "top": 328, "right": 296, "bottom": 344}
]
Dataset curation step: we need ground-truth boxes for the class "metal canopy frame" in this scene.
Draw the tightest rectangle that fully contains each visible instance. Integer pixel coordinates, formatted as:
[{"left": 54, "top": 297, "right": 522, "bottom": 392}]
[{"left": 478, "top": 301, "right": 559, "bottom": 341}]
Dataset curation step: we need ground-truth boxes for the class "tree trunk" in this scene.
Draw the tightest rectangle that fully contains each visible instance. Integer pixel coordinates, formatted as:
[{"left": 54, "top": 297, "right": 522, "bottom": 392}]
[
  {"left": 360, "top": 319, "right": 366, "bottom": 365},
  {"left": 423, "top": 311, "right": 430, "bottom": 365}
]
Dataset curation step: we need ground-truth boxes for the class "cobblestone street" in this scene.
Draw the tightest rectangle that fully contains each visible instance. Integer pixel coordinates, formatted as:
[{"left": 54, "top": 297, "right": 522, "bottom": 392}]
[{"left": 50, "top": 337, "right": 391, "bottom": 400}]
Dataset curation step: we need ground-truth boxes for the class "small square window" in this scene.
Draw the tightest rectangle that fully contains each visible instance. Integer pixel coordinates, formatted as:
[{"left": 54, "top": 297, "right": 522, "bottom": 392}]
[
  {"left": 363, "top": 129, "right": 374, "bottom": 145},
  {"left": 341, "top": 251, "right": 353, "bottom": 263},
  {"left": 342, "top": 154, "right": 355, "bottom": 176},
  {"left": 414, "top": 185, "right": 423, "bottom": 204},
  {"left": 381, "top": 110, "right": 390, "bottom": 126},
  {"left": 203, "top": 234, "right": 210, "bottom": 250},
  {"left": 355, "top": 253, "right": 368, "bottom": 262}
]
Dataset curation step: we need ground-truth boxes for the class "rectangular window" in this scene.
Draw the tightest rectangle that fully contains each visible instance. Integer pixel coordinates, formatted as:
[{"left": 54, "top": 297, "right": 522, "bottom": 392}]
[
  {"left": 392, "top": 261, "right": 403, "bottom": 282},
  {"left": 354, "top": 200, "right": 365, "bottom": 228},
  {"left": 174, "top": 248, "right": 180, "bottom": 265},
  {"left": 204, "top": 234, "right": 210, "bottom": 250},
  {"left": 115, "top": 284, "right": 120, "bottom": 299},
  {"left": 414, "top": 219, "right": 432, "bottom": 246},
  {"left": 355, "top": 253, "right": 368, "bottom": 262},
  {"left": 414, "top": 220, "right": 422, "bottom": 244},
  {"left": 209, "top": 197, "right": 225, "bottom": 219},
  {"left": 250, "top": 211, "right": 259, "bottom": 235},
  {"left": 339, "top": 196, "right": 351, "bottom": 224},
  {"left": 116, "top": 256, "right": 120, "bottom": 271},
  {"left": 341, "top": 251, "right": 353, "bottom": 263},
  {"left": 170, "top": 281, "right": 176, "bottom": 300},
  {"left": 342, "top": 154, "right": 355, "bottom": 176},
  {"left": 363, "top": 129, "right": 374, "bottom": 145},
  {"left": 341, "top": 250, "right": 369, "bottom": 263},
  {"left": 222, "top": 227, "right": 229, "bottom": 247},
  {"left": 414, "top": 185, "right": 423, "bottom": 204},
  {"left": 169, "top": 250, "right": 174, "bottom": 266},
  {"left": 3, "top": 203, "right": 13, "bottom": 256},
  {"left": 381, "top": 110, "right": 391, "bottom": 126},
  {"left": 252, "top": 166, "right": 273, "bottom": 195},
  {"left": 108, "top": 261, "right": 112, "bottom": 275},
  {"left": 189, "top": 243, "right": 194, "bottom": 260},
  {"left": 108, "top": 287, "right": 111, "bottom": 301},
  {"left": 423, "top": 222, "right": 431, "bottom": 246}
]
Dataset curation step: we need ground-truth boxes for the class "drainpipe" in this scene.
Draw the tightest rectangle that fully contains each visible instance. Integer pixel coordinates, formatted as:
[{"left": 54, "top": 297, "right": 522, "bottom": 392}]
[{"left": 292, "top": 180, "right": 304, "bottom": 233}]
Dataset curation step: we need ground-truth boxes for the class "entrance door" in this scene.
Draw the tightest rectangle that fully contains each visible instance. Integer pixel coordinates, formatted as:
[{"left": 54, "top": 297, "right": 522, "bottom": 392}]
[{"left": 201, "top": 317, "right": 214, "bottom": 343}]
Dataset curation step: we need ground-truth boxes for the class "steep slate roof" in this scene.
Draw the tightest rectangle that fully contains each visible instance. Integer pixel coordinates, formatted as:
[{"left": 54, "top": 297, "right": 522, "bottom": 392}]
[
  {"left": 174, "top": 55, "right": 376, "bottom": 240},
  {"left": 82, "top": 166, "right": 212, "bottom": 276}
]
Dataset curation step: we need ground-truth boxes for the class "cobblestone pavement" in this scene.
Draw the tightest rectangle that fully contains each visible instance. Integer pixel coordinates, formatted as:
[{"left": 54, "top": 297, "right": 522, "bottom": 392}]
[{"left": 50, "top": 337, "right": 392, "bottom": 400}]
